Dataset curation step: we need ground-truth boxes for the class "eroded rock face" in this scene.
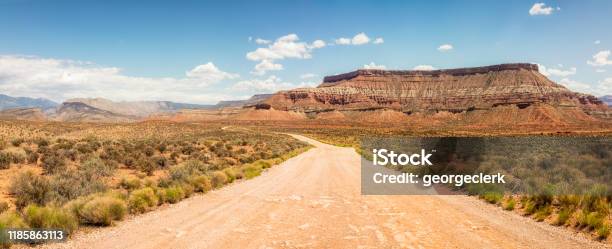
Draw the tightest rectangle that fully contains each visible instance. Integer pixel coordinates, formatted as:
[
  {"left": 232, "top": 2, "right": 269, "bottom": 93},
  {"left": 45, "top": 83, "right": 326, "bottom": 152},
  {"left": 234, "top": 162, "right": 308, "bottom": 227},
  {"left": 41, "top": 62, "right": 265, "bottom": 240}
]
[{"left": 265, "top": 63, "right": 608, "bottom": 115}]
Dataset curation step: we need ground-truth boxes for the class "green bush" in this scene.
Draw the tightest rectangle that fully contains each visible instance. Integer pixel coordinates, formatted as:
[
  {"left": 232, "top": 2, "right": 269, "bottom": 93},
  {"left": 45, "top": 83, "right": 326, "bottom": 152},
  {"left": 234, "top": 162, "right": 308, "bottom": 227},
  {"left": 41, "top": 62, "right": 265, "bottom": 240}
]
[
  {"left": 0, "top": 211, "right": 28, "bottom": 248},
  {"left": 49, "top": 170, "right": 107, "bottom": 204},
  {"left": 223, "top": 168, "right": 236, "bottom": 183},
  {"left": 128, "top": 188, "right": 158, "bottom": 214},
  {"left": 597, "top": 223, "right": 610, "bottom": 239},
  {"left": 503, "top": 198, "right": 515, "bottom": 211},
  {"left": 119, "top": 177, "right": 142, "bottom": 191},
  {"left": 23, "top": 205, "right": 77, "bottom": 234},
  {"left": 163, "top": 186, "right": 185, "bottom": 204},
  {"left": 189, "top": 175, "right": 212, "bottom": 193},
  {"left": 10, "top": 171, "right": 52, "bottom": 209},
  {"left": 555, "top": 209, "right": 572, "bottom": 226},
  {"left": 482, "top": 192, "right": 503, "bottom": 204},
  {"left": 10, "top": 138, "right": 24, "bottom": 147},
  {"left": 585, "top": 212, "right": 604, "bottom": 230},
  {"left": 534, "top": 206, "right": 552, "bottom": 222},
  {"left": 24, "top": 148, "right": 38, "bottom": 164},
  {"left": 211, "top": 171, "right": 228, "bottom": 188},
  {"left": 67, "top": 195, "right": 126, "bottom": 226},
  {"left": 242, "top": 165, "right": 262, "bottom": 180}
]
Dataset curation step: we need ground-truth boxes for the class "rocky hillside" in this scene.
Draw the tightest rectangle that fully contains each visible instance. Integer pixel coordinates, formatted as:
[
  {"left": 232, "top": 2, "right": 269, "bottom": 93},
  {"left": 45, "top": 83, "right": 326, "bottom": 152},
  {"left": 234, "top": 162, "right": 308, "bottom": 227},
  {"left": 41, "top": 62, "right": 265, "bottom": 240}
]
[
  {"left": 0, "top": 107, "right": 47, "bottom": 121},
  {"left": 53, "top": 102, "right": 137, "bottom": 122},
  {"left": 215, "top": 94, "right": 273, "bottom": 108},
  {"left": 265, "top": 64, "right": 609, "bottom": 119},
  {"left": 66, "top": 98, "right": 214, "bottom": 117}
]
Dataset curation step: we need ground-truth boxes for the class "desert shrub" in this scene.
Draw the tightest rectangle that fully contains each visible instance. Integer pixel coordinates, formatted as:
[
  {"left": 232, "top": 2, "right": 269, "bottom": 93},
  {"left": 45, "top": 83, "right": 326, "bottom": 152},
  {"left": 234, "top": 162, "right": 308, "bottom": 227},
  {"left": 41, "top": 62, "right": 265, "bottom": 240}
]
[
  {"left": 10, "top": 138, "right": 24, "bottom": 147},
  {"left": 23, "top": 205, "right": 77, "bottom": 234},
  {"left": 555, "top": 208, "right": 572, "bottom": 226},
  {"left": 242, "top": 165, "right": 262, "bottom": 180},
  {"left": 163, "top": 186, "right": 185, "bottom": 204},
  {"left": 41, "top": 152, "right": 66, "bottom": 175},
  {"left": 598, "top": 223, "right": 611, "bottom": 239},
  {"left": 189, "top": 175, "right": 212, "bottom": 193},
  {"left": 0, "top": 152, "right": 10, "bottom": 169},
  {"left": 152, "top": 155, "right": 168, "bottom": 169},
  {"left": 119, "top": 177, "right": 142, "bottom": 191},
  {"left": 503, "top": 198, "right": 515, "bottom": 211},
  {"left": 80, "top": 157, "right": 115, "bottom": 177},
  {"left": 8, "top": 152, "right": 25, "bottom": 164},
  {"left": 136, "top": 157, "right": 156, "bottom": 176},
  {"left": 0, "top": 211, "right": 28, "bottom": 248},
  {"left": 34, "top": 138, "right": 49, "bottom": 147},
  {"left": 211, "top": 171, "right": 228, "bottom": 188},
  {"left": 10, "top": 171, "right": 52, "bottom": 209},
  {"left": 0, "top": 201, "right": 9, "bottom": 213},
  {"left": 534, "top": 206, "right": 552, "bottom": 222},
  {"left": 49, "top": 169, "right": 107, "bottom": 203},
  {"left": 24, "top": 148, "right": 38, "bottom": 164},
  {"left": 128, "top": 188, "right": 158, "bottom": 214},
  {"left": 223, "top": 168, "right": 236, "bottom": 183},
  {"left": 481, "top": 192, "right": 503, "bottom": 204},
  {"left": 585, "top": 212, "right": 604, "bottom": 230},
  {"left": 65, "top": 194, "right": 126, "bottom": 226}
]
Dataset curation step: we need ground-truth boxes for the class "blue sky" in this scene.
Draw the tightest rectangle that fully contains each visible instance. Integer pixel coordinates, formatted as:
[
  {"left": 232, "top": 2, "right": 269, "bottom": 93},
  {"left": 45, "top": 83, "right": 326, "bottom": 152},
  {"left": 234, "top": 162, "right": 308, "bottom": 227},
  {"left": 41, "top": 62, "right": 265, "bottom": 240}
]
[{"left": 0, "top": 0, "right": 611, "bottom": 104}]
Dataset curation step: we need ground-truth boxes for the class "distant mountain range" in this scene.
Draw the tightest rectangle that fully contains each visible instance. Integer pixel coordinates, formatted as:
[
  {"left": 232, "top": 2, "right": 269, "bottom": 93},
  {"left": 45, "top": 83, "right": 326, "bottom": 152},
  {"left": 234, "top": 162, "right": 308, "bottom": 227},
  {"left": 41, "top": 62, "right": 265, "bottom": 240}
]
[
  {"left": 0, "top": 94, "right": 58, "bottom": 111},
  {"left": 601, "top": 95, "right": 612, "bottom": 107}
]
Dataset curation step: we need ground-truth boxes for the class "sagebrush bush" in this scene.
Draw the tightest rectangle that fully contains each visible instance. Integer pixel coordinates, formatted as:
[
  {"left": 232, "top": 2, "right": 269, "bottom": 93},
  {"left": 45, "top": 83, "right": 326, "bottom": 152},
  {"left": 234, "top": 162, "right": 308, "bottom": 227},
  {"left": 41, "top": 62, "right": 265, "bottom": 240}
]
[
  {"left": 50, "top": 169, "right": 107, "bottom": 203},
  {"left": 128, "top": 188, "right": 158, "bottom": 214},
  {"left": 23, "top": 205, "right": 77, "bottom": 234},
  {"left": 41, "top": 152, "right": 67, "bottom": 175},
  {"left": 0, "top": 211, "right": 28, "bottom": 248},
  {"left": 66, "top": 194, "right": 126, "bottom": 226},
  {"left": 10, "top": 171, "right": 52, "bottom": 209},
  {"left": 481, "top": 192, "right": 503, "bottom": 204},
  {"left": 80, "top": 157, "right": 115, "bottom": 177},
  {"left": 163, "top": 186, "right": 185, "bottom": 204},
  {"left": 119, "top": 177, "right": 142, "bottom": 191},
  {"left": 223, "top": 168, "right": 236, "bottom": 183},
  {"left": 189, "top": 175, "right": 212, "bottom": 193},
  {"left": 0, "top": 152, "right": 11, "bottom": 169},
  {"left": 211, "top": 171, "right": 228, "bottom": 188},
  {"left": 242, "top": 165, "right": 262, "bottom": 180},
  {"left": 10, "top": 138, "right": 24, "bottom": 147}
]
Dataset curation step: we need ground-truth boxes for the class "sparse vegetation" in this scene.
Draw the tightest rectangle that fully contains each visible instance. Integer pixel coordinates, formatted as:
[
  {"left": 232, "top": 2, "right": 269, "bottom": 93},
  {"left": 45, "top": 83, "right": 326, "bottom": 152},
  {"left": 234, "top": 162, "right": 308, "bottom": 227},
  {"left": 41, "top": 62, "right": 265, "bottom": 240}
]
[{"left": 0, "top": 120, "right": 309, "bottom": 244}]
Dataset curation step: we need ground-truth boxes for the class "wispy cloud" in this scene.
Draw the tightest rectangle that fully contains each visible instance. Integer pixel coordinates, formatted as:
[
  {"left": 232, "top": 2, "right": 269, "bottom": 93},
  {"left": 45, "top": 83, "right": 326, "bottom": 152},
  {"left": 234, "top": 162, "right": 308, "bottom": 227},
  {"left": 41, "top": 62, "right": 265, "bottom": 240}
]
[
  {"left": 437, "top": 44, "right": 453, "bottom": 52},
  {"left": 335, "top": 32, "right": 382, "bottom": 46},
  {"left": 587, "top": 50, "right": 612, "bottom": 66},
  {"left": 363, "top": 62, "right": 386, "bottom": 70}
]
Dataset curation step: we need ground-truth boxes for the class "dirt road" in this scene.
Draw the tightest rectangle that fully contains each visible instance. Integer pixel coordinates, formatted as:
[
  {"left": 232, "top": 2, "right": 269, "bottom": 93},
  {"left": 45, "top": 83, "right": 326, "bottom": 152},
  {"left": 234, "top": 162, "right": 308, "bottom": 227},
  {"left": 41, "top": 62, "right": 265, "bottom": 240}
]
[{"left": 43, "top": 135, "right": 607, "bottom": 249}]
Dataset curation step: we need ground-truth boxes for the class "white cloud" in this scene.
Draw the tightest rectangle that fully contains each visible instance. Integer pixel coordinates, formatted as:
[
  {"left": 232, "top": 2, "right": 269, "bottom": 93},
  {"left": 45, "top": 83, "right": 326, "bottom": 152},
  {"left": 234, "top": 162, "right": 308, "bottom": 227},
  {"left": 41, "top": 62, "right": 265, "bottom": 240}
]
[
  {"left": 437, "top": 44, "right": 453, "bottom": 52},
  {"left": 557, "top": 77, "right": 612, "bottom": 96},
  {"left": 559, "top": 78, "right": 593, "bottom": 93},
  {"left": 537, "top": 64, "right": 576, "bottom": 77},
  {"left": 363, "top": 62, "right": 386, "bottom": 70},
  {"left": 587, "top": 50, "right": 612, "bottom": 66},
  {"left": 252, "top": 60, "right": 283, "bottom": 76},
  {"left": 351, "top": 33, "right": 370, "bottom": 45},
  {"left": 529, "top": 3, "right": 555, "bottom": 16},
  {"left": 310, "top": 40, "right": 326, "bottom": 49},
  {"left": 255, "top": 38, "right": 271, "bottom": 45},
  {"left": 231, "top": 75, "right": 312, "bottom": 93},
  {"left": 300, "top": 73, "right": 317, "bottom": 79},
  {"left": 0, "top": 55, "right": 238, "bottom": 104},
  {"left": 594, "top": 40, "right": 601, "bottom": 45},
  {"left": 246, "top": 34, "right": 326, "bottom": 75},
  {"left": 335, "top": 38, "right": 351, "bottom": 45},
  {"left": 335, "top": 32, "right": 377, "bottom": 45},
  {"left": 373, "top": 38, "right": 384, "bottom": 44},
  {"left": 412, "top": 65, "right": 437, "bottom": 71}
]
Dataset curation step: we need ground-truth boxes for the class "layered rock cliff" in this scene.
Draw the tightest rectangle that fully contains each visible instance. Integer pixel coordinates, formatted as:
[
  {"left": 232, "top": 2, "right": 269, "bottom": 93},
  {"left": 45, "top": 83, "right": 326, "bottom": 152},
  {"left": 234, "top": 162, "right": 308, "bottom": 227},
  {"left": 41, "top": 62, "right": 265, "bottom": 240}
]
[{"left": 265, "top": 63, "right": 608, "bottom": 116}]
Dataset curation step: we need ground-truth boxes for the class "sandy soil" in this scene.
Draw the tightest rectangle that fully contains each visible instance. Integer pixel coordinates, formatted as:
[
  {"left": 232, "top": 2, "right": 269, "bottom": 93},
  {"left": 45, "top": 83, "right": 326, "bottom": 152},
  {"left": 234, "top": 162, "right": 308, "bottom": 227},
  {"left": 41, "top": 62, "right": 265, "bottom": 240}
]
[{"left": 39, "top": 135, "right": 608, "bottom": 249}]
